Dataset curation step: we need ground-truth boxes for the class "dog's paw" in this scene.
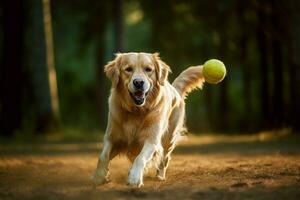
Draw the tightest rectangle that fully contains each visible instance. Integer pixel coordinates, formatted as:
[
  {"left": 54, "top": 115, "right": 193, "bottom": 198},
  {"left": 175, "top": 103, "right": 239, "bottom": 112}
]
[
  {"left": 90, "top": 170, "right": 109, "bottom": 186},
  {"left": 156, "top": 169, "right": 166, "bottom": 181},
  {"left": 156, "top": 175, "right": 166, "bottom": 181},
  {"left": 127, "top": 170, "right": 143, "bottom": 187}
]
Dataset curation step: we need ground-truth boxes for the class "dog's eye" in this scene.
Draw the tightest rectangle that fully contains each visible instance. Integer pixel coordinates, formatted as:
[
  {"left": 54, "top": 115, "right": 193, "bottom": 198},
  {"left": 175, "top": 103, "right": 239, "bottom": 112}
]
[
  {"left": 145, "top": 67, "right": 152, "bottom": 72},
  {"left": 125, "top": 67, "right": 133, "bottom": 72}
]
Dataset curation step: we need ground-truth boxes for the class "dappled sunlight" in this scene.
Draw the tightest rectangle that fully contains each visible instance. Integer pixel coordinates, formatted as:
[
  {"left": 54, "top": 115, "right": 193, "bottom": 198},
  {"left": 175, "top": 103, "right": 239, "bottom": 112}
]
[
  {"left": 125, "top": 6, "right": 143, "bottom": 25},
  {"left": 182, "top": 129, "right": 293, "bottom": 146},
  {"left": 0, "top": 130, "right": 297, "bottom": 157},
  {"left": 0, "top": 143, "right": 101, "bottom": 156}
]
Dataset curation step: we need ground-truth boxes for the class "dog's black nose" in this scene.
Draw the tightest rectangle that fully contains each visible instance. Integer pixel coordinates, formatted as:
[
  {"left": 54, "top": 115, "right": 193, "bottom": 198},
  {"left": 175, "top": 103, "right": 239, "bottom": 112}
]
[{"left": 133, "top": 78, "right": 144, "bottom": 88}]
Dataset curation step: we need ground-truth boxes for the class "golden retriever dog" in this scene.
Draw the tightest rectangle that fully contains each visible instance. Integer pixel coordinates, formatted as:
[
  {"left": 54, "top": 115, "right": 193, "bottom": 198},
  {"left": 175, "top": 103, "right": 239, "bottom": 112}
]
[{"left": 91, "top": 52, "right": 205, "bottom": 187}]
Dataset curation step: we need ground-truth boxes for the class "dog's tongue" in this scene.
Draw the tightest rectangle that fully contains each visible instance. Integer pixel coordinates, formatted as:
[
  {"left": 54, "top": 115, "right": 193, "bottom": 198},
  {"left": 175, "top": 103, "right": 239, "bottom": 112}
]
[{"left": 133, "top": 91, "right": 145, "bottom": 105}]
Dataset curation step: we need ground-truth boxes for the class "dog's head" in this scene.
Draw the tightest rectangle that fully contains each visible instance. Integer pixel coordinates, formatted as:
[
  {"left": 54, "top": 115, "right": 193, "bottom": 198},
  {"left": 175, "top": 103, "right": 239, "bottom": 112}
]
[{"left": 104, "top": 52, "right": 170, "bottom": 107}]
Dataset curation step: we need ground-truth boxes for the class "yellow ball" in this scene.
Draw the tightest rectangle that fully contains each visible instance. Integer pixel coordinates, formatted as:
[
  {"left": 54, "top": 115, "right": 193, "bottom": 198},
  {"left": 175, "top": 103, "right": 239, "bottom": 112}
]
[{"left": 203, "top": 59, "right": 226, "bottom": 84}]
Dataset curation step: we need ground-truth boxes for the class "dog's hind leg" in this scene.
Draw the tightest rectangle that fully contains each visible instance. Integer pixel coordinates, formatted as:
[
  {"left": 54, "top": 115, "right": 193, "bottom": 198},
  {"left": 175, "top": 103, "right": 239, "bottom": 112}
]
[
  {"left": 157, "top": 104, "right": 185, "bottom": 180},
  {"left": 156, "top": 136, "right": 176, "bottom": 180}
]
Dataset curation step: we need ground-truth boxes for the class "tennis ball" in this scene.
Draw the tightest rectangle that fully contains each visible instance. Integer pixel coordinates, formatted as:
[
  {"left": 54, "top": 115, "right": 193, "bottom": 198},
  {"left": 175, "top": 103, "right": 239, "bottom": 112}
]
[{"left": 203, "top": 59, "right": 226, "bottom": 84}]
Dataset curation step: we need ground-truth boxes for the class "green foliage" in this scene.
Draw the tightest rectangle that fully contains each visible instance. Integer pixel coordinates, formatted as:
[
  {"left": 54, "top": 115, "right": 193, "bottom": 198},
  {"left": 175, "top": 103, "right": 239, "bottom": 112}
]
[{"left": 6, "top": 0, "right": 296, "bottom": 135}]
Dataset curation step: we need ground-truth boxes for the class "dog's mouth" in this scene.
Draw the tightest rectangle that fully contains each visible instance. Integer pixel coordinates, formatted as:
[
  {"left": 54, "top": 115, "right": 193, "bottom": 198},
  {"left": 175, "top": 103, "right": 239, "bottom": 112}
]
[{"left": 129, "top": 90, "right": 149, "bottom": 106}]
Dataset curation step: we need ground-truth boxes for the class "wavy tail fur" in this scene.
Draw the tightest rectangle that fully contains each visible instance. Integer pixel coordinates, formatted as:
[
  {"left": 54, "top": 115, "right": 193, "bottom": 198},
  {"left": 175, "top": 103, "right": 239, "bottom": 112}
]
[{"left": 172, "top": 65, "right": 205, "bottom": 97}]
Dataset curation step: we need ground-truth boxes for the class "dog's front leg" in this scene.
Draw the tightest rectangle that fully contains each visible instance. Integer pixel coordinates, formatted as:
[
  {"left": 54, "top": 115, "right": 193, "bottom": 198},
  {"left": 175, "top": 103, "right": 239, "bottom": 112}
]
[
  {"left": 91, "top": 135, "right": 113, "bottom": 185},
  {"left": 127, "top": 141, "right": 158, "bottom": 187}
]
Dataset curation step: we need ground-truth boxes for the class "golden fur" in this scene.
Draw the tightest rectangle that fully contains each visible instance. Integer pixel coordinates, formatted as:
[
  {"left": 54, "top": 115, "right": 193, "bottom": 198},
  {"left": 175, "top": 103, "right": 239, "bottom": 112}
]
[{"left": 92, "top": 52, "right": 205, "bottom": 187}]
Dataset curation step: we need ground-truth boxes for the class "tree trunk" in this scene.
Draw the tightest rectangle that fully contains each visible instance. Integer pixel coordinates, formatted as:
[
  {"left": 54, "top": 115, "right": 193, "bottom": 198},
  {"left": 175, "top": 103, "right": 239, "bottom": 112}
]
[
  {"left": 217, "top": 34, "right": 229, "bottom": 131},
  {"left": 286, "top": 0, "right": 300, "bottom": 132},
  {"left": 240, "top": 36, "right": 253, "bottom": 130},
  {"left": 0, "top": 0, "right": 24, "bottom": 136},
  {"left": 269, "top": 0, "right": 284, "bottom": 128},
  {"left": 237, "top": 0, "right": 252, "bottom": 131},
  {"left": 113, "top": 0, "right": 124, "bottom": 52},
  {"left": 270, "top": 37, "right": 284, "bottom": 128},
  {"left": 256, "top": 2, "right": 271, "bottom": 129},
  {"left": 27, "top": 0, "right": 54, "bottom": 133},
  {"left": 204, "top": 86, "right": 214, "bottom": 131},
  {"left": 42, "top": 0, "right": 60, "bottom": 120},
  {"left": 95, "top": 40, "right": 106, "bottom": 129},
  {"left": 217, "top": 77, "right": 229, "bottom": 131}
]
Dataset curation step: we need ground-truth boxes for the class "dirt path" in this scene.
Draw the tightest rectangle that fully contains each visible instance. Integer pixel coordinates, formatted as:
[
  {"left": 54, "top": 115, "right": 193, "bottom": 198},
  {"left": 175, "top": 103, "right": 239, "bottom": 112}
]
[{"left": 1, "top": 133, "right": 300, "bottom": 200}]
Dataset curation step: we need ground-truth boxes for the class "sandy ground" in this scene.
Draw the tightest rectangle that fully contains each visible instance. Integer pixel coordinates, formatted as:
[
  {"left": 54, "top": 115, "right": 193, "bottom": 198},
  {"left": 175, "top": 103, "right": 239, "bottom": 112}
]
[{"left": 0, "top": 133, "right": 300, "bottom": 200}]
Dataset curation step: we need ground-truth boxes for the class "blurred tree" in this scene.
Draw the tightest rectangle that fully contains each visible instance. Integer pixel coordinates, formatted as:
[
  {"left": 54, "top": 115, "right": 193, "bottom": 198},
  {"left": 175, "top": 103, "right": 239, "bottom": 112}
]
[
  {"left": 270, "top": 0, "right": 284, "bottom": 128},
  {"left": 113, "top": 0, "right": 124, "bottom": 52},
  {"left": 42, "top": 0, "right": 60, "bottom": 120},
  {"left": 236, "top": 0, "right": 253, "bottom": 131},
  {"left": 256, "top": 0, "right": 272, "bottom": 129},
  {"left": 215, "top": 2, "right": 230, "bottom": 131},
  {"left": 286, "top": 0, "right": 300, "bottom": 132},
  {"left": 26, "top": 0, "right": 56, "bottom": 132},
  {"left": 0, "top": 0, "right": 24, "bottom": 136},
  {"left": 141, "top": 0, "right": 172, "bottom": 55},
  {"left": 78, "top": 0, "right": 110, "bottom": 128}
]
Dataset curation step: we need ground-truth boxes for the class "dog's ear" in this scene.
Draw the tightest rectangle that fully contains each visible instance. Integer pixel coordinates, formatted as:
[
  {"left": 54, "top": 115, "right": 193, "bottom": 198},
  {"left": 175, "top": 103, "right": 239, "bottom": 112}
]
[
  {"left": 152, "top": 53, "right": 171, "bottom": 86},
  {"left": 104, "top": 53, "right": 122, "bottom": 86}
]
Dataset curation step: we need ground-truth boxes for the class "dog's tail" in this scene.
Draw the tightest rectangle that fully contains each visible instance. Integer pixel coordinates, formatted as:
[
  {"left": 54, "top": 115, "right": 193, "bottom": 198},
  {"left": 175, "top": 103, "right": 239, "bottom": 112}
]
[{"left": 172, "top": 65, "right": 205, "bottom": 97}]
